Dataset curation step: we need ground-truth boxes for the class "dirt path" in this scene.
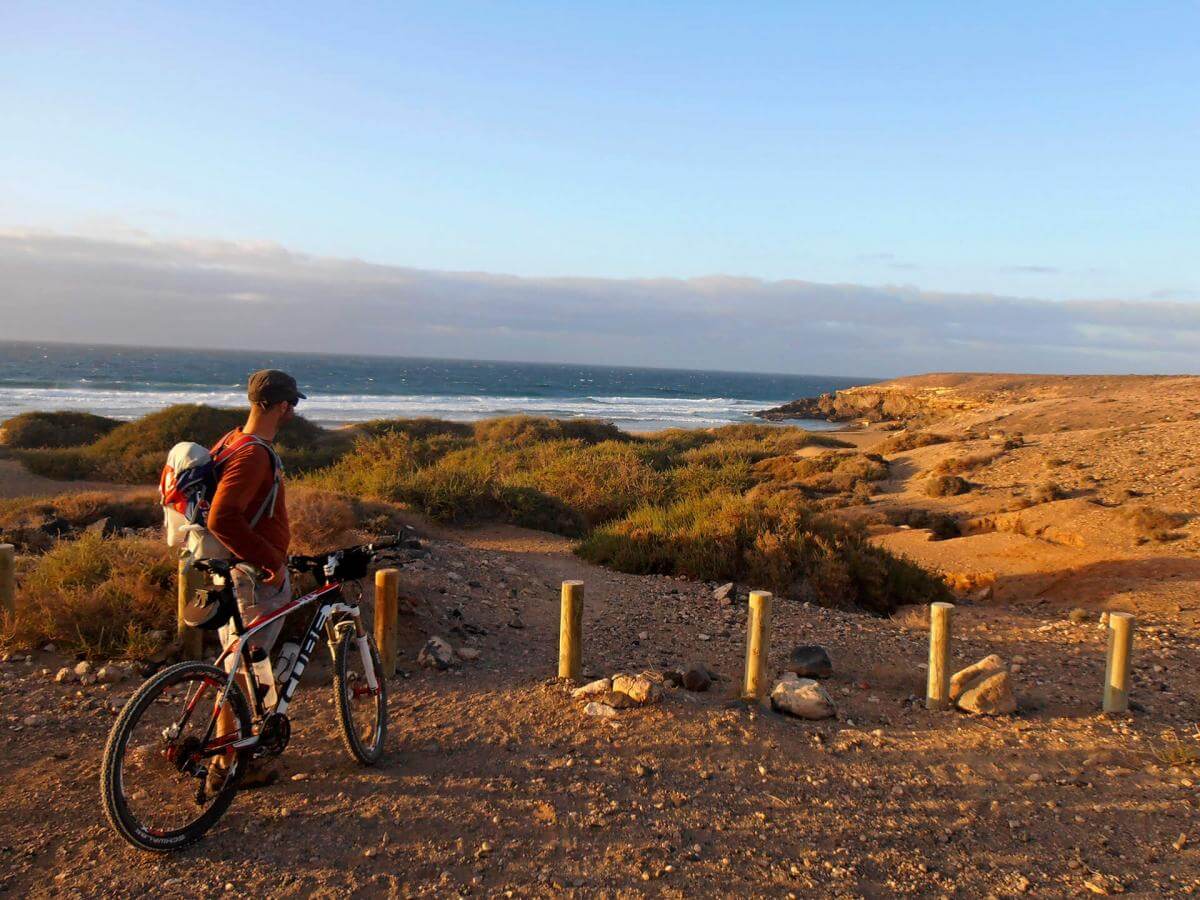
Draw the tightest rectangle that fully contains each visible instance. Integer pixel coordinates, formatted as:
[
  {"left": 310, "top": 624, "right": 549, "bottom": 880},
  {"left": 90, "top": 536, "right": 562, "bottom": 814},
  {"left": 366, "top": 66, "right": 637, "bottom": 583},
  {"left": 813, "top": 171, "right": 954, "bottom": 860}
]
[{"left": 2, "top": 516, "right": 1199, "bottom": 897}]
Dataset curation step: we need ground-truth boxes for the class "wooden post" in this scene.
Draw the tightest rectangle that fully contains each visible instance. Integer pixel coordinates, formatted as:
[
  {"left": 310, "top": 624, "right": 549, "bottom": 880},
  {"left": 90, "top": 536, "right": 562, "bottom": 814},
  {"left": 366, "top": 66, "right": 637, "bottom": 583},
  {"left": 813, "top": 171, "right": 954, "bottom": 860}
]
[
  {"left": 176, "top": 559, "right": 204, "bottom": 659},
  {"left": 926, "top": 601, "right": 954, "bottom": 710},
  {"left": 558, "top": 580, "right": 584, "bottom": 680},
  {"left": 742, "top": 590, "right": 773, "bottom": 701},
  {"left": 1104, "top": 611, "right": 1135, "bottom": 713},
  {"left": 374, "top": 567, "right": 400, "bottom": 678},
  {"left": 0, "top": 543, "right": 14, "bottom": 620}
]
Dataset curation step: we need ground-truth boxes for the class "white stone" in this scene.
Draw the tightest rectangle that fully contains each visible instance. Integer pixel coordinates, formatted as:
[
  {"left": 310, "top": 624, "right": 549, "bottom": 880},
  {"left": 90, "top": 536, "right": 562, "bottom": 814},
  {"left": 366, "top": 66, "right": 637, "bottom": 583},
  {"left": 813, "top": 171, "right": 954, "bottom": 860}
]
[
  {"left": 571, "top": 678, "right": 612, "bottom": 699},
  {"left": 770, "top": 674, "right": 836, "bottom": 720}
]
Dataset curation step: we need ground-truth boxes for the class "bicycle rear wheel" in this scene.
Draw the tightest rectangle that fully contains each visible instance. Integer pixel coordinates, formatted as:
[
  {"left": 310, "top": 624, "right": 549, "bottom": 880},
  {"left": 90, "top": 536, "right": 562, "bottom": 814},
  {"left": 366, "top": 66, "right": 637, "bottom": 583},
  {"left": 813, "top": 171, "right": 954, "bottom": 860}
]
[
  {"left": 100, "top": 661, "right": 252, "bottom": 852},
  {"left": 332, "top": 628, "right": 387, "bottom": 764}
]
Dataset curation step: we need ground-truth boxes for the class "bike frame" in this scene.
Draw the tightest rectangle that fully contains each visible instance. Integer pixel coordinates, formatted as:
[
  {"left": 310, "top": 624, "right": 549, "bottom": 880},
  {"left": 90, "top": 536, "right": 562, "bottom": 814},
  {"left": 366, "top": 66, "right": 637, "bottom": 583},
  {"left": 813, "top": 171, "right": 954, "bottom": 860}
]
[{"left": 203, "top": 576, "right": 380, "bottom": 754}]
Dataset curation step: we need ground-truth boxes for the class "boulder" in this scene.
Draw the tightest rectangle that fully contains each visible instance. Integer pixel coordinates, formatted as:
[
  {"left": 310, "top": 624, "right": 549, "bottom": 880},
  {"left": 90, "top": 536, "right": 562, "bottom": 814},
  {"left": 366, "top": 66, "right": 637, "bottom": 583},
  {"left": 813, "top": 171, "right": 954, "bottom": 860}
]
[
  {"left": 73, "top": 661, "right": 92, "bottom": 678},
  {"left": 713, "top": 582, "right": 735, "bottom": 603},
  {"left": 949, "top": 654, "right": 1005, "bottom": 702},
  {"left": 456, "top": 647, "right": 481, "bottom": 662},
  {"left": 583, "top": 702, "right": 619, "bottom": 719},
  {"left": 682, "top": 664, "right": 712, "bottom": 692},
  {"left": 769, "top": 674, "right": 836, "bottom": 720},
  {"left": 787, "top": 645, "right": 833, "bottom": 679},
  {"left": 417, "top": 636, "right": 456, "bottom": 670},
  {"left": 612, "top": 673, "right": 662, "bottom": 706},
  {"left": 956, "top": 670, "right": 1017, "bottom": 716},
  {"left": 571, "top": 678, "right": 612, "bottom": 699},
  {"left": 54, "top": 667, "right": 77, "bottom": 684}
]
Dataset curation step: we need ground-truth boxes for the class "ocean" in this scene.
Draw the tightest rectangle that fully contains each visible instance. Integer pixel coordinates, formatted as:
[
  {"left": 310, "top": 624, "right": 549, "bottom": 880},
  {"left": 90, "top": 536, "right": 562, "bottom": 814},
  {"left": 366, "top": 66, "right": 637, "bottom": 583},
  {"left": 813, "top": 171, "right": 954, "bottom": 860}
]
[{"left": 0, "top": 341, "right": 869, "bottom": 432}]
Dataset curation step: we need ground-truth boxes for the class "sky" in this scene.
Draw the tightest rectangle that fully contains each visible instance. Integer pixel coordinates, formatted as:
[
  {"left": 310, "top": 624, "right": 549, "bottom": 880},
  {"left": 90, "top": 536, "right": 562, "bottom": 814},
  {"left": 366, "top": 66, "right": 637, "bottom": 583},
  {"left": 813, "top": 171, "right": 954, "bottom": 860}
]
[{"left": 2, "top": 2, "right": 1198, "bottom": 374}]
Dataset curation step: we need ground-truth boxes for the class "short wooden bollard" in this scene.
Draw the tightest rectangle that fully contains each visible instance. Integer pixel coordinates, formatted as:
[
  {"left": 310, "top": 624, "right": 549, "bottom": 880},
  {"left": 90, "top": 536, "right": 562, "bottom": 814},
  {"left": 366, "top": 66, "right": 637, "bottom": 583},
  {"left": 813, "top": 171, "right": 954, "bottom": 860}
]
[
  {"left": 374, "top": 568, "right": 400, "bottom": 678},
  {"left": 742, "top": 590, "right": 773, "bottom": 701},
  {"left": 0, "top": 543, "right": 15, "bottom": 620},
  {"left": 1104, "top": 611, "right": 1135, "bottom": 713},
  {"left": 926, "top": 601, "right": 955, "bottom": 710},
  {"left": 176, "top": 559, "right": 204, "bottom": 659},
  {"left": 558, "top": 580, "right": 584, "bottom": 680}
]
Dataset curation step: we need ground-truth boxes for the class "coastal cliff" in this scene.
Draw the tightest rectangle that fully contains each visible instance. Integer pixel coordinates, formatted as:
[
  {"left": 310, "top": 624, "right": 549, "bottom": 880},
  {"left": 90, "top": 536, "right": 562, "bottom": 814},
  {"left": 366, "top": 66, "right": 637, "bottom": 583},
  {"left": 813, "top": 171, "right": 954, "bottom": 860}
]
[{"left": 755, "top": 372, "right": 1196, "bottom": 431}]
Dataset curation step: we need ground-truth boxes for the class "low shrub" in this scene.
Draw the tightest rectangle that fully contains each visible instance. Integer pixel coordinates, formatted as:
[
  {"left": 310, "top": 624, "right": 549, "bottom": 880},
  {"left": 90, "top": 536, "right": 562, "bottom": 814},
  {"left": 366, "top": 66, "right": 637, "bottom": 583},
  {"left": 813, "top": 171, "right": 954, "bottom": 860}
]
[
  {"left": 886, "top": 507, "right": 962, "bottom": 540},
  {"left": 0, "top": 411, "right": 120, "bottom": 449},
  {"left": 473, "top": 415, "right": 628, "bottom": 446},
  {"left": 876, "top": 431, "right": 952, "bottom": 454},
  {"left": 1117, "top": 505, "right": 1188, "bottom": 542},
  {"left": 15, "top": 404, "right": 343, "bottom": 483},
  {"left": 799, "top": 454, "right": 889, "bottom": 494},
  {"left": 934, "top": 450, "right": 1002, "bottom": 475},
  {"left": 925, "top": 474, "right": 971, "bottom": 497},
  {"left": 577, "top": 492, "right": 951, "bottom": 615},
  {"left": 286, "top": 486, "right": 364, "bottom": 554},
  {"left": 0, "top": 491, "right": 160, "bottom": 552},
  {"left": 1, "top": 533, "right": 174, "bottom": 657},
  {"left": 1029, "top": 481, "right": 1066, "bottom": 504},
  {"left": 355, "top": 418, "right": 473, "bottom": 440}
]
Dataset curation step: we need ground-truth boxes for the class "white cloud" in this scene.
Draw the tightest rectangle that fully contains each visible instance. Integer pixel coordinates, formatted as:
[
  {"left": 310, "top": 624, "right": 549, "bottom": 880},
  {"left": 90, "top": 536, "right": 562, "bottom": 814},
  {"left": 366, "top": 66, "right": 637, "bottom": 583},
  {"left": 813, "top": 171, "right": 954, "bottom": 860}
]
[{"left": 0, "top": 228, "right": 1196, "bottom": 377}]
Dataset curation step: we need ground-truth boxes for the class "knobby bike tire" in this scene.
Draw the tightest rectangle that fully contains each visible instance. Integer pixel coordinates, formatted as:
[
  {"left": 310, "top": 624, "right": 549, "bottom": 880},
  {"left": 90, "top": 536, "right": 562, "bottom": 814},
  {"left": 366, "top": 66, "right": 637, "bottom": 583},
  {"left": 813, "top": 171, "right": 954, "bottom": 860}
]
[{"left": 100, "top": 661, "right": 252, "bottom": 852}]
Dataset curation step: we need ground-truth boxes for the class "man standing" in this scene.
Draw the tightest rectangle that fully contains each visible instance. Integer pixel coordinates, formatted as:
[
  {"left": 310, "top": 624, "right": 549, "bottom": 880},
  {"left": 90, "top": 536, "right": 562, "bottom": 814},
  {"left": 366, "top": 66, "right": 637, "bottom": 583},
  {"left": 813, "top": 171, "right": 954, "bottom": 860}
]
[{"left": 206, "top": 369, "right": 306, "bottom": 790}]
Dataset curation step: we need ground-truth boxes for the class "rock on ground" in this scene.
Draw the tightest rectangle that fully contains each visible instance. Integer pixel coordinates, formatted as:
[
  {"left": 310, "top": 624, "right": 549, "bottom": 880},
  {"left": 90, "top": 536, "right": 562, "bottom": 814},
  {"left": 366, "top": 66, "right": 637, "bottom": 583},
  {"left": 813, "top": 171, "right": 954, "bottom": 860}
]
[
  {"left": 571, "top": 678, "right": 612, "bottom": 699},
  {"left": 418, "top": 636, "right": 457, "bottom": 670},
  {"left": 682, "top": 664, "right": 712, "bottom": 692},
  {"left": 957, "top": 669, "right": 1018, "bottom": 716},
  {"left": 770, "top": 673, "right": 836, "bottom": 720},
  {"left": 787, "top": 645, "right": 833, "bottom": 678},
  {"left": 949, "top": 654, "right": 1005, "bottom": 702},
  {"left": 611, "top": 673, "right": 662, "bottom": 706}
]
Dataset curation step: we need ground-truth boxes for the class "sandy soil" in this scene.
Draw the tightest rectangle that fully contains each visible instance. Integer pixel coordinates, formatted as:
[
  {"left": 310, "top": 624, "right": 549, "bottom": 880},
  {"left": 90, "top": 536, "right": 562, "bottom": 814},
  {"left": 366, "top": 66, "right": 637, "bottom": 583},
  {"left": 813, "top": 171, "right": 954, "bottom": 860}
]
[{"left": 3, "top": 375, "right": 1200, "bottom": 896}]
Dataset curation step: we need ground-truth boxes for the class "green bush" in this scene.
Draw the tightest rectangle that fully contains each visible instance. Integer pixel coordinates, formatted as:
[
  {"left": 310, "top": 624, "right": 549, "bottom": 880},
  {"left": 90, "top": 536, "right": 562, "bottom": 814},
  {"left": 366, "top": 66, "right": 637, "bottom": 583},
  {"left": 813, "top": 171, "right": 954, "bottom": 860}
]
[
  {"left": 577, "top": 492, "right": 950, "bottom": 615},
  {"left": 355, "top": 418, "right": 474, "bottom": 441},
  {"left": 473, "top": 415, "right": 629, "bottom": 446},
  {"left": 0, "top": 411, "right": 120, "bottom": 449}
]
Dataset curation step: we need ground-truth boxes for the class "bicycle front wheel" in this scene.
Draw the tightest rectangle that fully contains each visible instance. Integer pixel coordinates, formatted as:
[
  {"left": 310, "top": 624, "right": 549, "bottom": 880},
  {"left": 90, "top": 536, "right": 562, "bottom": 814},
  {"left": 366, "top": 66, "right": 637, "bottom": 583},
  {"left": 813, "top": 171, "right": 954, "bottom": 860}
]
[
  {"left": 100, "top": 661, "right": 252, "bottom": 852},
  {"left": 332, "top": 629, "right": 388, "bottom": 764}
]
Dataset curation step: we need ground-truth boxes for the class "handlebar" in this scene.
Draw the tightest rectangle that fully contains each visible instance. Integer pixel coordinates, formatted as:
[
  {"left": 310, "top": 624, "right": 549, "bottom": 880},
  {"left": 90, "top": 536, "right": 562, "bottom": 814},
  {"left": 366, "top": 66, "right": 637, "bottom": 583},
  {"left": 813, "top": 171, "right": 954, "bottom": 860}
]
[
  {"left": 192, "top": 535, "right": 417, "bottom": 582},
  {"left": 191, "top": 558, "right": 265, "bottom": 580}
]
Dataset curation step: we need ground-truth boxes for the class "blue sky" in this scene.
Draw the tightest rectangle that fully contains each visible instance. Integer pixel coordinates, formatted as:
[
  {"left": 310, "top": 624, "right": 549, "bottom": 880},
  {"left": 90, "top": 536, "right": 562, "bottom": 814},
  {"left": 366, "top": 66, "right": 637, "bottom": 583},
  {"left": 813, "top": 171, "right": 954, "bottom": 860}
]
[{"left": 4, "top": 2, "right": 1196, "bottom": 302}]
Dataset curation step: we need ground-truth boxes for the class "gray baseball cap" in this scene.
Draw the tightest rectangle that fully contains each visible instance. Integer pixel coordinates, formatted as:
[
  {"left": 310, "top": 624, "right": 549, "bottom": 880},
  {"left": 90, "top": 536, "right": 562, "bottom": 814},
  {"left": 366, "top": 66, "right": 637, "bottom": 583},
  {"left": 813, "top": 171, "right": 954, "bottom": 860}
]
[{"left": 247, "top": 369, "right": 307, "bottom": 405}]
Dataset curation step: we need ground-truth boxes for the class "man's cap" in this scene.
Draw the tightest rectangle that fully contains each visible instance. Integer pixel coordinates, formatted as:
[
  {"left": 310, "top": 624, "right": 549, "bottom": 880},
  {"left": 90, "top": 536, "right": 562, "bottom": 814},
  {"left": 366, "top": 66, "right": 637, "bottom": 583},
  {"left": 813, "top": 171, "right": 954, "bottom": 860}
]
[{"left": 248, "top": 369, "right": 307, "bottom": 405}]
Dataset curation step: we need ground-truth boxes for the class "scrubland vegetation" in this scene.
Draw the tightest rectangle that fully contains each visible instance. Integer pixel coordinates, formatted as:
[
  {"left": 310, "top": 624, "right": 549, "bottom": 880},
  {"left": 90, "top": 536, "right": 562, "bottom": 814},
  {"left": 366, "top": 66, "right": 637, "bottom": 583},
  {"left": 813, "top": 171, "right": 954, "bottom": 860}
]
[
  {"left": 9, "top": 404, "right": 348, "bottom": 482},
  {"left": 1, "top": 409, "right": 956, "bottom": 655}
]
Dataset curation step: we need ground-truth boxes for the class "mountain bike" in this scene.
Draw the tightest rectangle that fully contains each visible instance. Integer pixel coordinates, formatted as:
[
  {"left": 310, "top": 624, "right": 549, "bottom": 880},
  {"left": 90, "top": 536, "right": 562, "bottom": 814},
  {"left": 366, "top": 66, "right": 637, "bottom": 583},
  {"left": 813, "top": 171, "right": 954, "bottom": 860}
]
[{"left": 100, "top": 538, "right": 403, "bottom": 852}]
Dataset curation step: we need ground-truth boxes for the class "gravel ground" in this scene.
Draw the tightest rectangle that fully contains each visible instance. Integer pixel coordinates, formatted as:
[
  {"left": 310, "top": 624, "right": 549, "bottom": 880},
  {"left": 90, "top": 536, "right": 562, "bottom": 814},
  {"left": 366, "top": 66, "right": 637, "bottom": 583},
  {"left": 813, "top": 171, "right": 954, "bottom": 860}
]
[{"left": 2, "top": 521, "right": 1199, "bottom": 898}]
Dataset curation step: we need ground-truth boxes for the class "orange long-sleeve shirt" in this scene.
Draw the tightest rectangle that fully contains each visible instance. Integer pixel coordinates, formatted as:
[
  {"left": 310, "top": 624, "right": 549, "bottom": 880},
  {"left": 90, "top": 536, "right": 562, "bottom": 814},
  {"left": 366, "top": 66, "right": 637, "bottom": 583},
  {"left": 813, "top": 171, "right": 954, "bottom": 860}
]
[{"left": 206, "top": 432, "right": 290, "bottom": 575}]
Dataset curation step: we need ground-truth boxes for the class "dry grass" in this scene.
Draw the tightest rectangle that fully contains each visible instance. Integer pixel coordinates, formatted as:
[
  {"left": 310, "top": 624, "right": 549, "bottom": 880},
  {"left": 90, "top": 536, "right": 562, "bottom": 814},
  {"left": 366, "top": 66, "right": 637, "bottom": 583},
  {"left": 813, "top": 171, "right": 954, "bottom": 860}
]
[
  {"left": 875, "top": 431, "right": 954, "bottom": 454},
  {"left": 1, "top": 533, "right": 174, "bottom": 658},
  {"left": 1029, "top": 481, "right": 1066, "bottom": 504},
  {"left": 1117, "top": 505, "right": 1189, "bottom": 542},
  {"left": 0, "top": 491, "right": 159, "bottom": 552},
  {"left": 934, "top": 450, "right": 1003, "bottom": 475},
  {"left": 287, "top": 486, "right": 365, "bottom": 554}
]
